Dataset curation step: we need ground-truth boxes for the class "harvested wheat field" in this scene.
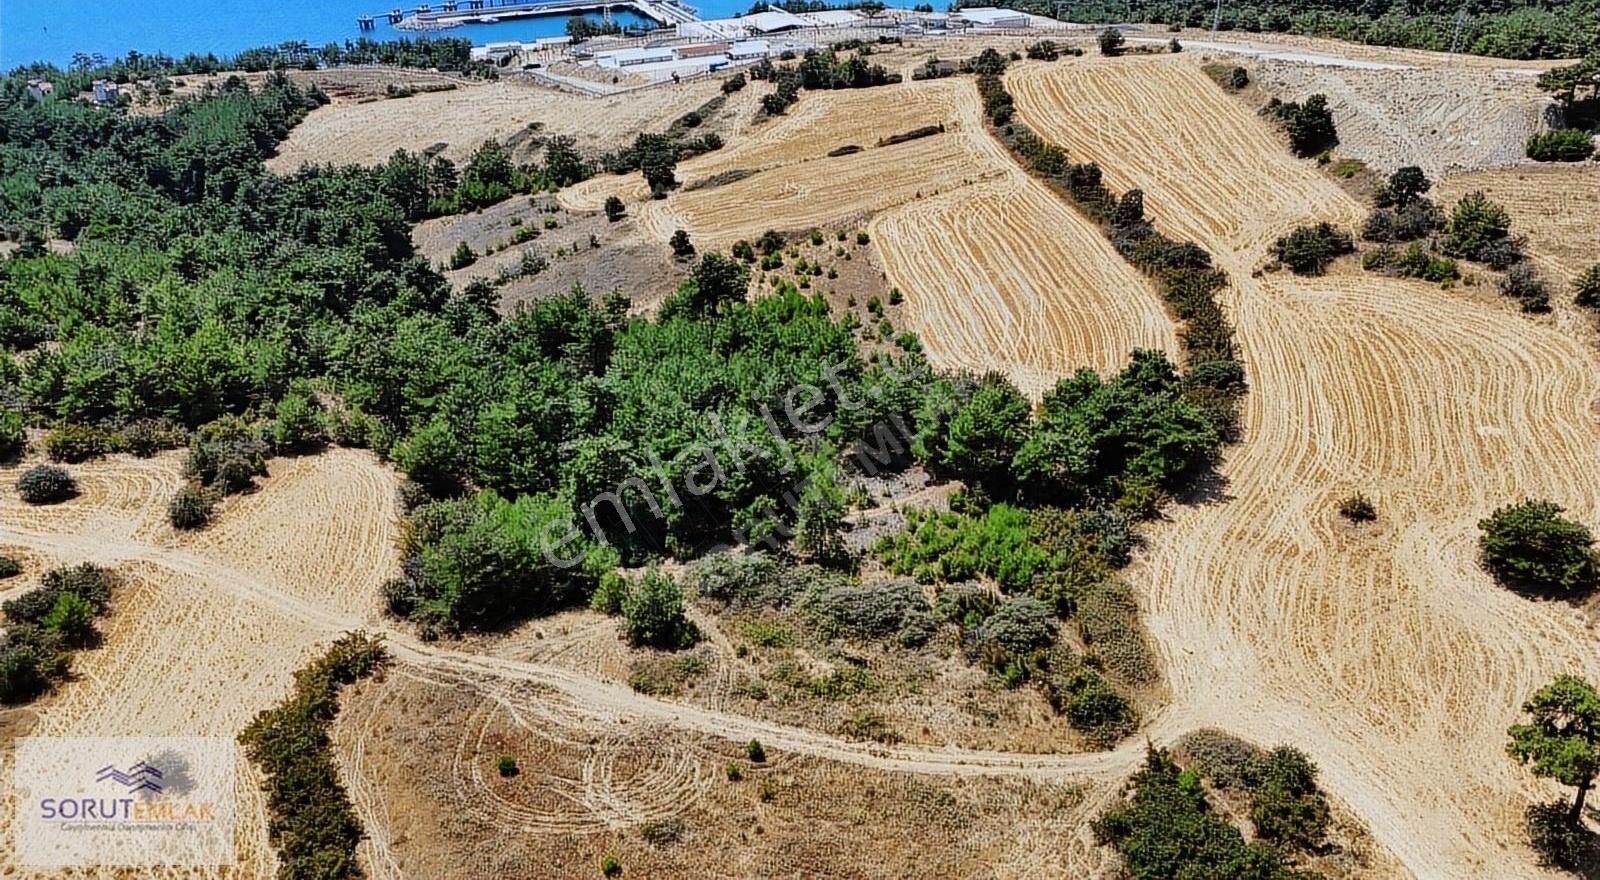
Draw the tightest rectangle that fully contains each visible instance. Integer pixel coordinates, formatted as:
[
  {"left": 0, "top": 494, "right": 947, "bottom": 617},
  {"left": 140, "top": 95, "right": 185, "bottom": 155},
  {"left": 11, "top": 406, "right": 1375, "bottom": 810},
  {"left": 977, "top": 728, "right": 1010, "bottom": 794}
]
[
  {"left": 0, "top": 449, "right": 403, "bottom": 878},
  {"left": 267, "top": 76, "right": 730, "bottom": 171},
  {"left": 1012, "top": 54, "right": 1600, "bottom": 878},
  {"left": 565, "top": 77, "right": 1179, "bottom": 396}
]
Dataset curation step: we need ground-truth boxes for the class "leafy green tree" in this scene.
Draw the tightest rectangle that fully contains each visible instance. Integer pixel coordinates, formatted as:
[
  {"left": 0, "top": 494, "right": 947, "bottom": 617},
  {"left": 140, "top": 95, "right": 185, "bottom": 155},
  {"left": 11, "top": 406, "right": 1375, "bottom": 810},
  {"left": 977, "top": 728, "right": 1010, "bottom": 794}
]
[
  {"left": 393, "top": 417, "right": 467, "bottom": 498},
  {"left": 1383, "top": 165, "right": 1432, "bottom": 207},
  {"left": 542, "top": 135, "right": 590, "bottom": 187},
  {"left": 661, "top": 252, "right": 749, "bottom": 317},
  {"left": 271, "top": 381, "right": 327, "bottom": 453},
  {"left": 1271, "top": 222, "right": 1354, "bottom": 275},
  {"left": 604, "top": 195, "right": 626, "bottom": 222},
  {"left": 938, "top": 372, "right": 1030, "bottom": 490},
  {"left": 1509, "top": 675, "right": 1600, "bottom": 826},
  {"left": 1478, "top": 500, "right": 1598, "bottom": 595},
  {"left": 1245, "top": 747, "right": 1331, "bottom": 851},
  {"left": 449, "top": 241, "right": 477, "bottom": 270},
  {"left": 168, "top": 483, "right": 220, "bottom": 530},
  {"left": 621, "top": 569, "right": 700, "bottom": 650},
  {"left": 1527, "top": 129, "right": 1596, "bottom": 162},
  {"left": 1098, "top": 29, "right": 1126, "bottom": 56}
]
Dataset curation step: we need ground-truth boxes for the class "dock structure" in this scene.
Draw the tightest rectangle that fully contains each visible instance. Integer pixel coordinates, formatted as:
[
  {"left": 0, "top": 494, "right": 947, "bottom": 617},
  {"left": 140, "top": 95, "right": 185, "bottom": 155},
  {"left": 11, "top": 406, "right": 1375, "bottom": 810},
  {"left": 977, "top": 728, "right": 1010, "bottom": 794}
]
[
  {"left": 357, "top": 14, "right": 376, "bottom": 28},
  {"left": 390, "top": 0, "right": 699, "bottom": 30}
]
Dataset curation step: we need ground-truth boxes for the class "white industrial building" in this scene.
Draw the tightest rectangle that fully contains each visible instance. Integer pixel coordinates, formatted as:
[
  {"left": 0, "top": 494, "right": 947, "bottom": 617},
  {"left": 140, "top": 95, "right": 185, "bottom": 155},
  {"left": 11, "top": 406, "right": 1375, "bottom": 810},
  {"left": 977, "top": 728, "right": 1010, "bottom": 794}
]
[
  {"left": 593, "top": 45, "right": 679, "bottom": 67},
  {"left": 677, "top": 8, "right": 813, "bottom": 40},
  {"left": 952, "top": 6, "right": 1031, "bottom": 27},
  {"left": 799, "top": 8, "right": 866, "bottom": 27}
]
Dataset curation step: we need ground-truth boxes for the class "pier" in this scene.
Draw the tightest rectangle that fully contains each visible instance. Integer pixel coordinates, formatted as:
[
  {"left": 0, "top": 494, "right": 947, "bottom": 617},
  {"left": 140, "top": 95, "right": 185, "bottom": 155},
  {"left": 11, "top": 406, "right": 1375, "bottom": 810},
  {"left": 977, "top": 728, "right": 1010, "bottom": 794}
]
[{"left": 376, "top": 0, "right": 700, "bottom": 31}]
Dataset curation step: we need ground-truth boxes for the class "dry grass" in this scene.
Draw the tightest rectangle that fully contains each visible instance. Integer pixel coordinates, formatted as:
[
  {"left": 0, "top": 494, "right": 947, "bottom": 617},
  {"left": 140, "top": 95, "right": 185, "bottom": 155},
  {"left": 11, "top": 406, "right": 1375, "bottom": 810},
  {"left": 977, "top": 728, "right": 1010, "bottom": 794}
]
[
  {"left": 1011, "top": 53, "right": 1600, "bottom": 878},
  {"left": 268, "top": 76, "right": 733, "bottom": 171},
  {"left": 332, "top": 670, "right": 1108, "bottom": 880}
]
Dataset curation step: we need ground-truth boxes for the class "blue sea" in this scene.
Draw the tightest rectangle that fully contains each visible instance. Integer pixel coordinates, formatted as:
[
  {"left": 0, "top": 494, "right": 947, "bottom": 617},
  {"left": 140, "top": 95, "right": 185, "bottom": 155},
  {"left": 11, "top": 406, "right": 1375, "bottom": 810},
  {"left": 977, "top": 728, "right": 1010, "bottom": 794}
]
[{"left": 0, "top": 0, "right": 751, "bottom": 69}]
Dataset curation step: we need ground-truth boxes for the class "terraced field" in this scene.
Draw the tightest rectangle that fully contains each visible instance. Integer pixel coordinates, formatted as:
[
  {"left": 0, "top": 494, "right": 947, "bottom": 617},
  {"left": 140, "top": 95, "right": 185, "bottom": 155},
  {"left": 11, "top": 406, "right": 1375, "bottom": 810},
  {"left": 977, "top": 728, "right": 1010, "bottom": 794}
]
[{"left": 1010, "top": 54, "right": 1600, "bottom": 878}]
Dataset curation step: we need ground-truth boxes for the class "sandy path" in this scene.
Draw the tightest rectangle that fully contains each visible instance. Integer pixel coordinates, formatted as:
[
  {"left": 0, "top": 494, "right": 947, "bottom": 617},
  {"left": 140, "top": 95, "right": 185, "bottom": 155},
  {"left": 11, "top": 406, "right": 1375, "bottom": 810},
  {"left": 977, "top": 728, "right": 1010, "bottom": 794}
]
[{"left": 1011, "top": 55, "right": 1600, "bottom": 878}]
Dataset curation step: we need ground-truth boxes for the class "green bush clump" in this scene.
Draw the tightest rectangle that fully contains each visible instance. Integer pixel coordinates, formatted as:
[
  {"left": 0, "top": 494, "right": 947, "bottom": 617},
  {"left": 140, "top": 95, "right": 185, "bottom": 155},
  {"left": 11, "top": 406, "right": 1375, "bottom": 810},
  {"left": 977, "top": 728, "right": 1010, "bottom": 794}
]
[
  {"left": 0, "top": 556, "right": 20, "bottom": 579},
  {"left": 872, "top": 505, "right": 1054, "bottom": 593},
  {"left": 1175, "top": 728, "right": 1264, "bottom": 790},
  {"left": 1271, "top": 222, "right": 1354, "bottom": 275},
  {"left": 16, "top": 464, "right": 77, "bottom": 505},
  {"left": 168, "top": 482, "right": 221, "bottom": 530},
  {"left": 1094, "top": 746, "right": 1293, "bottom": 880},
  {"left": 1363, "top": 243, "right": 1458, "bottom": 282},
  {"left": 620, "top": 569, "right": 700, "bottom": 650},
  {"left": 1444, "top": 191, "right": 1519, "bottom": 266},
  {"left": 1338, "top": 492, "right": 1377, "bottom": 522},
  {"left": 1500, "top": 262, "right": 1551, "bottom": 312},
  {"left": 0, "top": 564, "right": 116, "bottom": 704},
  {"left": 496, "top": 755, "right": 519, "bottom": 777},
  {"left": 44, "top": 424, "right": 110, "bottom": 463},
  {"left": 185, "top": 416, "right": 268, "bottom": 495},
  {"left": 1526, "top": 129, "right": 1596, "bottom": 162},
  {"left": 1574, "top": 264, "right": 1600, "bottom": 309},
  {"left": 1045, "top": 665, "right": 1137, "bottom": 743},
  {"left": 1478, "top": 499, "right": 1598, "bottom": 595},
  {"left": 0, "top": 410, "right": 27, "bottom": 462},
  {"left": 804, "top": 578, "right": 937, "bottom": 647}
]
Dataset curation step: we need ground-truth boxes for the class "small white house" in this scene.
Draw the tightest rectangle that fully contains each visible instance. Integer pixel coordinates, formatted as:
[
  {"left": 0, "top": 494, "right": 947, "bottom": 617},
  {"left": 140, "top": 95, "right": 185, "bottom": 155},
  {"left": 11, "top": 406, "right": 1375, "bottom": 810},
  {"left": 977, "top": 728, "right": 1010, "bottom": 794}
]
[
  {"left": 26, "top": 78, "right": 54, "bottom": 101},
  {"left": 91, "top": 79, "right": 121, "bottom": 103}
]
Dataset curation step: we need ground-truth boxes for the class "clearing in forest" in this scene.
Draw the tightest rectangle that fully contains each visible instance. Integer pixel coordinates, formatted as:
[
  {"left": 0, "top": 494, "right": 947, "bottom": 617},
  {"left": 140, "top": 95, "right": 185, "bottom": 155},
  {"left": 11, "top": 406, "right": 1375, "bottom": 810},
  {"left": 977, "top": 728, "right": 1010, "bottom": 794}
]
[{"left": 1010, "top": 54, "right": 1600, "bottom": 879}]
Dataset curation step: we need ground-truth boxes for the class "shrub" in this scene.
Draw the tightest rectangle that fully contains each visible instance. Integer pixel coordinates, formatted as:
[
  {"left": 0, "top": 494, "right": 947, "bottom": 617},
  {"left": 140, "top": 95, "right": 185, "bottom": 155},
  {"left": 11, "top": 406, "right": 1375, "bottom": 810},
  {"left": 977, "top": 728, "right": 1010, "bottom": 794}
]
[
  {"left": 804, "top": 578, "right": 937, "bottom": 647},
  {"left": 604, "top": 195, "right": 626, "bottom": 222},
  {"left": 1045, "top": 665, "right": 1137, "bottom": 744},
  {"left": 16, "top": 464, "right": 77, "bottom": 505},
  {"left": 1443, "top": 191, "right": 1512, "bottom": 263},
  {"left": 168, "top": 482, "right": 220, "bottom": 530},
  {"left": 722, "top": 72, "right": 746, "bottom": 93},
  {"left": 1098, "top": 28, "right": 1126, "bottom": 56},
  {"left": 41, "top": 591, "right": 99, "bottom": 648},
  {"left": 1271, "top": 222, "right": 1353, "bottom": 275},
  {"left": 1362, "top": 199, "right": 1442, "bottom": 243},
  {"left": 745, "top": 739, "right": 766, "bottom": 762},
  {"left": 496, "top": 755, "right": 519, "bottom": 777},
  {"left": 855, "top": 231, "right": 870, "bottom": 246},
  {"left": 590, "top": 571, "right": 629, "bottom": 615},
  {"left": 186, "top": 416, "right": 268, "bottom": 495},
  {"left": 1574, "top": 264, "right": 1600, "bottom": 309},
  {"left": 600, "top": 854, "right": 622, "bottom": 877},
  {"left": 119, "top": 419, "right": 186, "bottom": 457},
  {"left": 448, "top": 241, "right": 476, "bottom": 270},
  {"left": 1478, "top": 500, "right": 1598, "bottom": 595},
  {"left": 967, "top": 595, "right": 1056, "bottom": 677},
  {"left": 724, "top": 762, "right": 743, "bottom": 781},
  {"left": 1500, "top": 262, "right": 1551, "bottom": 312},
  {"left": 1363, "top": 243, "right": 1458, "bottom": 282},
  {"left": 640, "top": 817, "right": 685, "bottom": 845},
  {"left": 670, "top": 229, "right": 695, "bottom": 258},
  {"left": 1526, "top": 129, "right": 1596, "bottom": 162},
  {"left": 1245, "top": 746, "right": 1331, "bottom": 851},
  {"left": 238, "top": 634, "right": 388, "bottom": 880},
  {"left": 1175, "top": 728, "right": 1263, "bottom": 790},
  {"left": 1229, "top": 66, "right": 1249, "bottom": 89},
  {"left": 1168, "top": 38, "right": 1182, "bottom": 53},
  {"left": 271, "top": 383, "right": 327, "bottom": 453},
  {"left": 0, "top": 410, "right": 25, "bottom": 462},
  {"left": 872, "top": 505, "right": 1053, "bottom": 594},
  {"left": 0, "top": 624, "right": 68, "bottom": 704},
  {"left": 1338, "top": 493, "right": 1376, "bottom": 522},
  {"left": 1077, "top": 579, "right": 1156, "bottom": 685},
  {"left": 0, "top": 556, "right": 19, "bottom": 579},
  {"left": 1267, "top": 94, "right": 1338, "bottom": 157},
  {"left": 621, "top": 570, "right": 700, "bottom": 650},
  {"left": 44, "top": 424, "right": 109, "bottom": 463}
]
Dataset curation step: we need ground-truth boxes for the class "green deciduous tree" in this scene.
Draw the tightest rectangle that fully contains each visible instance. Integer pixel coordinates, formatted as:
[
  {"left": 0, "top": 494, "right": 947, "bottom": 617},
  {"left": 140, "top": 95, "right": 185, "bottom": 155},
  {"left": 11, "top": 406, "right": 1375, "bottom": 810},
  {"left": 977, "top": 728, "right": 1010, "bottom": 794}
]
[
  {"left": 1509, "top": 675, "right": 1600, "bottom": 826},
  {"left": 621, "top": 569, "right": 700, "bottom": 650}
]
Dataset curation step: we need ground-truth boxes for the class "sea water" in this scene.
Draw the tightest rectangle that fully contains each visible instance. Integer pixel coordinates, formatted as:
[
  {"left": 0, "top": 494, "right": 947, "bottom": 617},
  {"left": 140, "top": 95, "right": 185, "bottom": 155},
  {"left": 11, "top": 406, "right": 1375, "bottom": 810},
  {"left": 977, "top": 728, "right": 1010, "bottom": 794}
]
[{"left": 0, "top": 0, "right": 751, "bottom": 68}]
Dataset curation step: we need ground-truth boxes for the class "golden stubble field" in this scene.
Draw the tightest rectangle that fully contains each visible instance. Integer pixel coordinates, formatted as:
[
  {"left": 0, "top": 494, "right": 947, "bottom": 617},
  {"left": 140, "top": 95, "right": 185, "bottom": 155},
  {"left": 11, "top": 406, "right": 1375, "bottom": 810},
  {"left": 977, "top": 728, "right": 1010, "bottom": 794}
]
[
  {"left": 1010, "top": 54, "right": 1600, "bottom": 878},
  {"left": 563, "top": 76, "right": 1181, "bottom": 397}
]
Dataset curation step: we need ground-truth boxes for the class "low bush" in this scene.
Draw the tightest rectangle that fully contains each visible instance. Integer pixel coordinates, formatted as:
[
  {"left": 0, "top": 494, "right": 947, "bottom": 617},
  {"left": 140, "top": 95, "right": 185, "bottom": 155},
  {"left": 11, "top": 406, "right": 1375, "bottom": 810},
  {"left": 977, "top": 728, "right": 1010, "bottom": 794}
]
[
  {"left": 496, "top": 755, "right": 519, "bottom": 777},
  {"left": 1500, "top": 262, "right": 1551, "bottom": 312},
  {"left": 1271, "top": 222, "right": 1354, "bottom": 275},
  {"left": 1362, "top": 199, "right": 1442, "bottom": 243},
  {"left": 1338, "top": 492, "right": 1377, "bottom": 522},
  {"left": 44, "top": 424, "right": 109, "bottom": 463},
  {"left": 1363, "top": 243, "right": 1458, "bottom": 282},
  {"left": 1077, "top": 579, "right": 1157, "bottom": 685},
  {"left": 16, "top": 464, "right": 77, "bottom": 505},
  {"left": 0, "top": 410, "right": 26, "bottom": 462},
  {"left": 1045, "top": 664, "right": 1136, "bottom": 744},
  {"left": 186, "top": 416, "right": 268, "bottom": 495},
  {"left": 746, "top": 738, "right": 766, "bottom": 762},
  {"left": 1245, "top": 746, "right": 1332, "bottom": 851},
  {"left": 1526, "top": 129, "right": 1596, "bottom": 162},
  {"left": 804, "top": 579, "right": 937, "bottom": 648},
  {"left": 872, "top": 505, "right": 1055, "bottom": 593},
  {"left": 168, "top": 483, "right": 220, "bottom": 530},
  {"left": 1175, "top": 728, "right": 1264, "bottom": 790},
  {"left": 620, "top": 570, "right": 700, "bottom": 650},
  {"left": 1574, "top": 264, "right": 1600, "bottom": 309},
  {"left": 448, "top": 241, "right": 476, "bottom": 269},
  {"left": 640, "top": 817, "right": 685, "bottom": 845},
  {"left": 0, "top": 556, "right": 20, "bottom": 579}
]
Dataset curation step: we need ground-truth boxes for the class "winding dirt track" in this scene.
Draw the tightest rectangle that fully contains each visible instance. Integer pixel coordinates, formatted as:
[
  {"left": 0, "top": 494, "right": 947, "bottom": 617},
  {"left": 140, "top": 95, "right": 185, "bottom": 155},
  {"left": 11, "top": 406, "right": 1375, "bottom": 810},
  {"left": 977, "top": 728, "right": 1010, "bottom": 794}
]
[{"left": 1010, "top": 55, "right": 1600, "bottom": 878}]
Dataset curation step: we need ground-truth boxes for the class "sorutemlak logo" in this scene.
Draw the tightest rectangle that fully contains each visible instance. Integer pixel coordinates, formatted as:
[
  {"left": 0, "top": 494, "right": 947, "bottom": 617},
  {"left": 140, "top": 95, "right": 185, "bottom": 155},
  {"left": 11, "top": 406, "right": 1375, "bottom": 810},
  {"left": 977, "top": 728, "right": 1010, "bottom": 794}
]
[{"left": 12, "top": 736, "right": 236, "bottom": 866}]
